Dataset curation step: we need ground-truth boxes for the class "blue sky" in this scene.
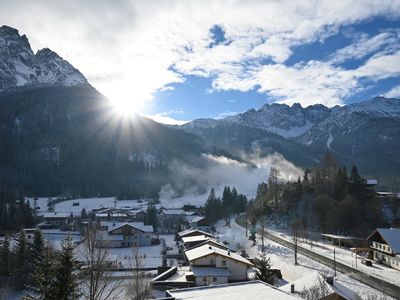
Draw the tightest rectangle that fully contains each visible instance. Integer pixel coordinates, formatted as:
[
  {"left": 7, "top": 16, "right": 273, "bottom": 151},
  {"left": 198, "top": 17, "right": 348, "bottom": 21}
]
[{"left": 1, "top": 0, "right": 400, "bottom": 124}]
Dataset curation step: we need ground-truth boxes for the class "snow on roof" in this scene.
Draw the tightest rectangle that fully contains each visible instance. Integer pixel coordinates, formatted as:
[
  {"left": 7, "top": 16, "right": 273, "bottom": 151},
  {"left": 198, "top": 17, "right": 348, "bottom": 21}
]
[
  {"left": 185, "top": 215, "right": 205, "bottom": 223},
  {"left": 280, "top": 271, "right": 335, "bottom": 294},
  {"left": 100, "top": 221, "right": 154, "bottom": 233},
  {"left": 185, "top": 244, "right": 253, "bottom": 266},
  {"left": 185, "top": 239, "right": 232, "bottom": 252},
  {"left": 376, "top": 228, "right": 400, "bottom": 253},
  {"left": 162, "top": 208, "right": 187, "bottom": 215},
  {"left": 191, "top": 266, "right": 231, "bottom": 277},
  {"left": 43, "top": 212, "right": 70, "bottom": 218},
  {"left": 167, "top": 280, "right": 300, "bottom": 299},
  {"left": 178, "top": 228, "right": 214, "bottom": 238},
  {"left": 321, "top": 233, "right": 363, "bottom": 240},
  {"left": 182, "top": 235, "right": 210, "bottom": 244},
  {"left": 367, "top": 179, "right": 378, "bottom": 185}
]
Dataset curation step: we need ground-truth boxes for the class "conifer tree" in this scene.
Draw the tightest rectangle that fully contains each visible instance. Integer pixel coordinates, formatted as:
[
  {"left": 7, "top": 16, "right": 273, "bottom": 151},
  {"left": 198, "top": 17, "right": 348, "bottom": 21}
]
[
  {"left": 53, "top": 238, "right": 78, "bottom": 300},
  {"left": 33, "top": 243, "right": 57, "bottom": 300},
  {"left": 0, "top": 235, "right": 10, "bottom": 277},
  {"left": 13, "top": 231, "right": 30, "bottom": 289}
]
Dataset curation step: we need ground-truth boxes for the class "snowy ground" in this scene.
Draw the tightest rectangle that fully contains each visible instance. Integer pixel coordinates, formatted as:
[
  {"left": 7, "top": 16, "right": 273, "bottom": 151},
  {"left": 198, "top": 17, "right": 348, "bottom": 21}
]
[
  {"left": 214, "top": 216, "right": 396, "bottom": 300},
  {"left": 26, "top": 196, "right": 149, "bottom": 216},
  {"left": 264, "top": 222, "right": 400, "bottom": 287}
]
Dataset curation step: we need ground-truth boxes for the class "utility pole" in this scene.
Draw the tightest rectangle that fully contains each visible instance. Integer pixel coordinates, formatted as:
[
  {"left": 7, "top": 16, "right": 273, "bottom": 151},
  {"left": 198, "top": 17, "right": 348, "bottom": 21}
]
[
  {"left": 245, "top": 214, "right": 248, "bottom": 237},
  {"left": 334, "top": 249, "right": 336, "bottom": 277},
  {"left": 261, "top": 217, "right": 265, "bottom": 253}
]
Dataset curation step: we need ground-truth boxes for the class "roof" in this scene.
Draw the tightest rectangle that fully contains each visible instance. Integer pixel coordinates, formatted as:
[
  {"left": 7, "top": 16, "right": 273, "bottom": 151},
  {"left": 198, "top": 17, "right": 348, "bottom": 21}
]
[
  {"left": 191, "top": 266, "right": 231, "bottom": 277},
  {"left": 100, "top": 221, "right": 154, "bottom": 233},
  {"left": 162, "top": 209, "right": 187, "bottom": 215},
  {"left": 185, "top": 239, "right": 232, "bottom": 252},
  {"left": 185, "top": 215, "right": 205, "bottom": 223},
  {"left": 43, "top": 212, "right": 70, "bottom": 219},
  {"left": 167, "top": 280, "right": 300, "bottom": 300},
  {"left": 367, "top": 179, "right": 378, "bottom": 185},
  {"left": 182, "top": 235, "right": 210, "bottom": 244},
  {"left": 322, "top": 234, "right": 364, "bottom": 240},
  {"left": 280, "top": 271, "right": 335, "bottom": 295},
  {"left": 178, "top": 228, "right": 214, "bottom": 238},
  {"left": 369, "top": 228, "right": 400, "bottom": 253},
  {"left": 185, "top": 244, "right": 253, "bottom": 266}
]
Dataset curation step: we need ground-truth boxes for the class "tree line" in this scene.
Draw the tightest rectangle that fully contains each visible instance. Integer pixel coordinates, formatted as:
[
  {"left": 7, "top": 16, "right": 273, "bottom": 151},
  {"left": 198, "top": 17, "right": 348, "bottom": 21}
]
[
  {"left": 249, "top": 153, "right": 389, "bottom": 237},
  {"left": 0, "top": 183, "right": 35, "bottom": 234},
  {"left": 204, "top": 186, "right": 248, "bottom": 224}
]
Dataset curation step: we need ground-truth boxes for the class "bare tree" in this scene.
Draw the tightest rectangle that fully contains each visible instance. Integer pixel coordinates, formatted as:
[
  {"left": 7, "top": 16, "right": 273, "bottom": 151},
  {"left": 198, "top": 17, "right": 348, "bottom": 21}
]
[
  {"left": 78, "top": 227, "right": 122, "bottom": 300},
  {"left": 125, "top": 247, "right": 151, "bottom": 300}
]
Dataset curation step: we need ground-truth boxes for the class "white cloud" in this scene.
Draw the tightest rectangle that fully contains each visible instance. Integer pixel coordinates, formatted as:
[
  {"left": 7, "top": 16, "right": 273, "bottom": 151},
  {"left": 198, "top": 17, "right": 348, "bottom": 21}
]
[
  {"left": 2, "top": 0, "right": 400, "bottom": 108},
  {"left": 146, "top": 112, "right": 189, "bottom": 125},
  {"left": 383, "top": 85, "right": 400, "bottom": 98},
  {"left": 330, "top": 30, "right": 400, "bottom": 64}
]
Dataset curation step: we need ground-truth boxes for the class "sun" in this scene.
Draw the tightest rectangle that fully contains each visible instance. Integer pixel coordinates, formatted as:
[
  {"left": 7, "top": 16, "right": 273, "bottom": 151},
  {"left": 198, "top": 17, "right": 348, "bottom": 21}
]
[{"left": 111, "top": 98, "right": 140, "bottom": 116}]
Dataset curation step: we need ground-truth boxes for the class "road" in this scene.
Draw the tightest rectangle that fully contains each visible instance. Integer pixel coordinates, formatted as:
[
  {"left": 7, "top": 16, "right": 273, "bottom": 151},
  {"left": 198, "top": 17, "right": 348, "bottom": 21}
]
[{"left": 236, "top": 214, "right": 400, "bottom": 299}]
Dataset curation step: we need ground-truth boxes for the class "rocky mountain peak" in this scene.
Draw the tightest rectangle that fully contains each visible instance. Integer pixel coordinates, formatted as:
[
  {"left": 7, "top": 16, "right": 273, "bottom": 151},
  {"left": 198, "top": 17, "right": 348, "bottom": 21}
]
[{"left": 0, "top": 25, "right": 89, "bottom": 91}]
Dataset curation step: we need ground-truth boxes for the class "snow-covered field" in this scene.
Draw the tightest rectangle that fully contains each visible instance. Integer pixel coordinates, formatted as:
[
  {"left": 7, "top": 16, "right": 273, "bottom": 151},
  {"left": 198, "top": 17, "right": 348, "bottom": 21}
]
[
  {"left": 214, "top": 217, "right": 396, "bottom": 300},
  {"left": 26, "top": 197, "right": 149, "bottom": 216}
]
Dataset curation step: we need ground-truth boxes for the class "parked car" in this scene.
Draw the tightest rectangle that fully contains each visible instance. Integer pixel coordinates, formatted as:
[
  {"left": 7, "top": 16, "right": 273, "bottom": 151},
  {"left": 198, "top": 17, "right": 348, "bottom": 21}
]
[{"left": 361, "top": 259, "right": 373, "bottom": 267}]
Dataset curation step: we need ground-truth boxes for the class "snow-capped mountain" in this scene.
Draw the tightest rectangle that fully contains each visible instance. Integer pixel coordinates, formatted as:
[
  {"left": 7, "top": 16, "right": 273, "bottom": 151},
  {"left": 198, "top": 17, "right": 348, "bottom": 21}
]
[
  {"left": 0, "top": 25, "right": 88, "bottom": 90},
  {"left": 223, "top": 102, "right": 332, "bottom": 138},
  {"left": 180, "top": 97, "right": 400, "bottom": 185}
]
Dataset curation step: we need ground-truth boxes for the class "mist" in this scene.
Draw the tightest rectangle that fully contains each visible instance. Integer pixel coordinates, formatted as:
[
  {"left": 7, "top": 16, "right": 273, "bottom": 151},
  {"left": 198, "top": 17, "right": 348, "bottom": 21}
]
[{"left": 159, "top": 152, "right": 303, "bottom": 208}]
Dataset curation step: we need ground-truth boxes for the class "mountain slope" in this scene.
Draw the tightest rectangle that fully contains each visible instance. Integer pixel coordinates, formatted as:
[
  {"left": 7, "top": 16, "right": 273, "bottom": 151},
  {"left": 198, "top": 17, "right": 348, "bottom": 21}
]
[{"left": 0, "top": 85, "right": 206, "bottom": 197}]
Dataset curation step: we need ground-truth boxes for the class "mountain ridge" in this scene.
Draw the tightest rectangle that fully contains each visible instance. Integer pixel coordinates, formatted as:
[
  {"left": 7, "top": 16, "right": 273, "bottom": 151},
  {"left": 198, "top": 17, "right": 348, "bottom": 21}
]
[{"left": 0, "top": 25, "right": 88, "bottom": 91}]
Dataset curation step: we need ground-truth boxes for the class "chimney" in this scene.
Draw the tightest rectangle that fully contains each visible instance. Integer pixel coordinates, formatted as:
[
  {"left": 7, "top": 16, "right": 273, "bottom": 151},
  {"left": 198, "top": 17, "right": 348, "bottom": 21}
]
[
  {"left": 290, "top": 284, "right": 295, "bottom": 294},
  {"left": 209, "top": 246, "right": 212, "bottom": 250},
  {"left": 228, "top": 250, "right": 231, "bottom": 256}
]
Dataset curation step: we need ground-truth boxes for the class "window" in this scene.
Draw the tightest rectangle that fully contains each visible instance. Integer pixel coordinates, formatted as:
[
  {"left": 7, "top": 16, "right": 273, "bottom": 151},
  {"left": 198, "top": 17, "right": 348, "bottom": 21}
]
[
  {"left": 210, "top": 259, "right": 214, "bottom": 265},
  {"left": 221, "top": 260, "right": 226, "bottom": 266},
  {"left": 213, "top": 277, "right": 217, "bottom": 282},
  {"left": 203, "top": 277, "right": 207, "bottom": 282}
]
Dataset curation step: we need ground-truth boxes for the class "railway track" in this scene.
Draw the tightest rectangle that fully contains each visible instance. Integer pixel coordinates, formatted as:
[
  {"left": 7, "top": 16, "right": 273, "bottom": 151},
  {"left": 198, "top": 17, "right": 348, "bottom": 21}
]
[{"left": 236, "top": 214, "right": 400, "bottom": 299}]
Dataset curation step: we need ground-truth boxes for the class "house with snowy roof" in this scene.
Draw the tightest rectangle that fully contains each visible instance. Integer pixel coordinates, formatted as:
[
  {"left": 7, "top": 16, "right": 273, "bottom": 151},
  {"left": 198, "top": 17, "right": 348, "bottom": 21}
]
[
  {"left": 367, "top": 228, "right": 400, "bottom": 271},
  {"left": 96, "top": 221, "right": 154, "bottom": 248},
  {"left": 41, "top": 212, "right": 72, "bottom": 229},
  {"left": 184, "top": 244, "right": 253, "bottom": 283},
  {"left": 178, "top": 228, "right": 214, "bottom": 240}
]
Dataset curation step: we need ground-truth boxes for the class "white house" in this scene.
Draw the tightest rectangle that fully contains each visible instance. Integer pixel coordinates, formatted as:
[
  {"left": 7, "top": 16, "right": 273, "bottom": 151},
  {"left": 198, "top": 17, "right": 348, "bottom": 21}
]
[
  {"left": 367, "top": 228, "right": 400, "bottom": 271},
  {"left": 42, "top": 212, "right": 71, "bottom": 228},
  {"left": 185, "top": 244, "right": 253, "bottom": 282},
  {"left": 96, "top": 221, "right": 154, "bottom": 248}
]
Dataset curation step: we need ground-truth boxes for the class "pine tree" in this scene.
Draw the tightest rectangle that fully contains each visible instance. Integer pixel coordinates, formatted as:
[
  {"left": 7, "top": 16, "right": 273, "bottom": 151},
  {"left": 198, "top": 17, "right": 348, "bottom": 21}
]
[
  {"left": 0, "top": 235, "right": 10, "bottom": 277},
  {"left": 13, "top": 231, "right": 30, "bottom": 289},
  {"left": 32, "top": 230, "right": 45, "bottom": 262},
  {"left": 33, "top": 244, "right": 57, "bottom": 300},
  {"left": 253, "top": 254, "right": 275, "bottom": 285},
  {"left": 53, "top": 237, "right": 78, "bottom": 300},
  {"left": 204, "top": 188, "right": 221, "bottom": 223}
]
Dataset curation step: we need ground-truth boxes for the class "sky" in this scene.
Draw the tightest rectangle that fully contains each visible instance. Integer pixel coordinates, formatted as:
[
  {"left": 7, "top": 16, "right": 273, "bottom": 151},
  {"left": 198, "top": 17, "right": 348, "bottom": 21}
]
[{"left": 1, "top": 0, "right": 400, "bottom": 124}]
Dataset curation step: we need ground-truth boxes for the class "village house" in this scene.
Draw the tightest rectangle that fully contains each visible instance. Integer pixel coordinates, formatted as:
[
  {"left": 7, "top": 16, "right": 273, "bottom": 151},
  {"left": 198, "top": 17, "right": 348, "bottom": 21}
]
[
  {"left": 184, "top": 244, "right": 253, "bottom": 283},
  {"left": 367, "top": 228, "right": 400, "bottom": 271},
  {"left": 96, "top": 221, "right": 154, "bottom": 248},
  {"left": 40, "top": 212, "right": 71, "bottom": 229}
]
